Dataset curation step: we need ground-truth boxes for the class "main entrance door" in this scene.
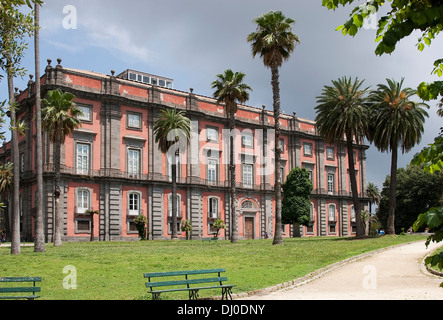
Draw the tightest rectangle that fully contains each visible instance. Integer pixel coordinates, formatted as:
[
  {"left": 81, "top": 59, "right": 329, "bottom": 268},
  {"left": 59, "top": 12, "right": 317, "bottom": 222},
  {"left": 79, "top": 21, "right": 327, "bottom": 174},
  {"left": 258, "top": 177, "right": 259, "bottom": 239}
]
[{"left": 244, "top": 217, "right": 254, "bottom": 240}]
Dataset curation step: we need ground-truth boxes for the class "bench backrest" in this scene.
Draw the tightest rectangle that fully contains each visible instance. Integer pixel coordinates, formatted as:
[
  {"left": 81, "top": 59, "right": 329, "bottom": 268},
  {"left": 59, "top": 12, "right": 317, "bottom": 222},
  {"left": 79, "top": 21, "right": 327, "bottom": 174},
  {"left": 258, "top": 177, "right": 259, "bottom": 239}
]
[
  {"left": 144, "top": 269, "right": 226, "bottom": 290},
  {"left": 0, "top": 277, "right": 41, "bottom": 299}
]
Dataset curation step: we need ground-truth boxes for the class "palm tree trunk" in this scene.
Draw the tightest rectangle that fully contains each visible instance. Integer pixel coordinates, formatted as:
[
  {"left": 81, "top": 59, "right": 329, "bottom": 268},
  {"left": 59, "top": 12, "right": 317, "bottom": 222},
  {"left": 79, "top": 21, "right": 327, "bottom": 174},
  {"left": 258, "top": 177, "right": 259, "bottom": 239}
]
[
  {"left": 346, "top": 134, "right": 364, "bottom": 237},
  {"left": 271, "top": 63, "right": 283, "bottom": 245},
  {"left": 386, "top": 146, "right": 397, "bottom": 234},
  {"left": 8, "top": 67, "right": 20, "bottom": 255},
  {"left": 229, "top": 110, "right": 238, "bottom": 243},
  {"left": 34, "top": 3, "right": 45, "bottom": 252},
  {"left": 53, "top": 141, "right": 62, "bottom": 246},
  {"left": 171, "top": 151, "right": 178, "bottom": 240}
]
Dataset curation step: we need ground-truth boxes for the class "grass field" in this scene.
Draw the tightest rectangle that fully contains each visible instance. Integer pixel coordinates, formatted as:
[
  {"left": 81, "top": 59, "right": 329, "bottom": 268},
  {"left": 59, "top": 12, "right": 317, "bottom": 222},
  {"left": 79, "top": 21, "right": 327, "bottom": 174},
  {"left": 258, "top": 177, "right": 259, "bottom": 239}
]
[{"left": 0, "top": 235, "right": 430, "bottom": 300}]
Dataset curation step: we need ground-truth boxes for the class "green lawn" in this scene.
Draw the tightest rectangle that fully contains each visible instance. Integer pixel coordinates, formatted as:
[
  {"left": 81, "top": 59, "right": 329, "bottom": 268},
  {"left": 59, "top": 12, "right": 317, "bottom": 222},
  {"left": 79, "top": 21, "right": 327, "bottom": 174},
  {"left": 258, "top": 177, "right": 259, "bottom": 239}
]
[{"left": 0, "top": 235, "right": 429, "bottom": 300}]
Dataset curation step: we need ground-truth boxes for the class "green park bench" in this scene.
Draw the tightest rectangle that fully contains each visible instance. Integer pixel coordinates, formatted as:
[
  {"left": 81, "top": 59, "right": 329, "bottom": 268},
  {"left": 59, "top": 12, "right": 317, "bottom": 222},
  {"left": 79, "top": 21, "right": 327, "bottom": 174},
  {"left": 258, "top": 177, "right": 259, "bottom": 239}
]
[
  {"left": 0, "top": 277, "right": 41, "bottom": 300},
  {"left": 144, "top": 268, "right": 236, "bottom": 300},
  {"left": 201, "top": 237, "right": 218, "bottom": 243}
]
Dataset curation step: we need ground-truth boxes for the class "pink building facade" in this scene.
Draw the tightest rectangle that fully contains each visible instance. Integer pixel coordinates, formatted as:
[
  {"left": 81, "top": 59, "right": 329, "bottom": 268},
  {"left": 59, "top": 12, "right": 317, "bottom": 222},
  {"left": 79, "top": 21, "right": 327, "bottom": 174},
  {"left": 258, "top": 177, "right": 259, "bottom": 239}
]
[{"left": 0, "top": 61, "right": 369, "bottom": 242}]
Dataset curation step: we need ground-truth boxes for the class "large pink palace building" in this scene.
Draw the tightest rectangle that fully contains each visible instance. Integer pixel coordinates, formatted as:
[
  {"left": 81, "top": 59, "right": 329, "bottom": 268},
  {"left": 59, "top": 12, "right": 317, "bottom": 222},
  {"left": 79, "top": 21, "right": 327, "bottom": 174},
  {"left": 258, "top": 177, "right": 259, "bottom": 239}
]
[{"left": 0, "top": 59, "right": 369, "bottom": 242}]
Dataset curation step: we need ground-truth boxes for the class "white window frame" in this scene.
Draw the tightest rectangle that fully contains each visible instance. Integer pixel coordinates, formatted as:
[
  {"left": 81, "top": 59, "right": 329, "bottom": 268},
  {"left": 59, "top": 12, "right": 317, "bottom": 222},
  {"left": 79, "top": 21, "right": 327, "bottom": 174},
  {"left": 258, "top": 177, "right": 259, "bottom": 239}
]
[
  {"left": 76, "top": 189, "right": 90, "bottom": 214},
  {"left": 77, "top": 104, "right": 93, "bottom": 122},
  {"left": 206, "top": 126, "right": 218, "bottom": 142},
  {"left": 326, "top": 146, "right": 335, "bottom": 160},
  {"left": 207, "top": 158, "right": 218, "bottom": 183},
  {"left": 76, "top": 143, "right": 90, "bottom": 175},
  {"left": 127, "top": 149, "right": 141, "bottom": 176},
  {"left": 242, "top": 164, "right": 253, "bottom": 188},
  {"left": 208, "top": 197, "right": 219, "bottom": 219},
  {"left": 127, "top": 112, "right": 142, "bottom": 129},
  {"left": 303, "top": 143, "right": 312, "bottom": 156},
  {"left": 242, "top": 132, "right": 254, "bottom": 148},
  {"left": 128, "top": 192, "right": 141, "bottom": 216},
  {"left": 167, "top": 193, "right": 182, "bottom": 217},
  {"left": 328, "top": 204, "right": 336, "bottom": 222}
]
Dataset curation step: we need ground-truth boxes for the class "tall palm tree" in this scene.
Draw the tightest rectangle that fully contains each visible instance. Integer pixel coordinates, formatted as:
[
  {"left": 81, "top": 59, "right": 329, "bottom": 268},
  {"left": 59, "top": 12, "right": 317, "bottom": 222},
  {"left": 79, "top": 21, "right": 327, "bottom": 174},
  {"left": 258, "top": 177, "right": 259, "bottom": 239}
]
[
  {"left": 211, "top": 69, "right": 252, "bottom": 243},
  {"left": 368, "top": 78, "right": 429, "bottom": 234},
  {"left": 247, "top": 10, "right": 299, "bottom": 245},
  {"left": 153, "top": 108, "right": 191, "bottom": 240},
  {"left": 33, "top": 0, "right": 45, "bottom": 252},
  {"left": 315, "top": 76, "right": 370, "bottom": 237},
  {"left": 42, "top": 89, "right": 82, "bottom": 247}
]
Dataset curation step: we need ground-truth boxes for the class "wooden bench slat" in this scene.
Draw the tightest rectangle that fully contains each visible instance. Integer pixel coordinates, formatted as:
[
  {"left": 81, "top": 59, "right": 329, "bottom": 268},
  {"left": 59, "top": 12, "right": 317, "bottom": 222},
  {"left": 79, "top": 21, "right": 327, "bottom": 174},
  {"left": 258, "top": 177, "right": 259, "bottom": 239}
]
[
  {"left": 0, "top": 287, "right": 41, "bottom": 293},
  {"left": 146, "top": 277, "right": 227, "bottom": 288},
  {"left": 144, "top": 269, "right": 225, "bottom": 278},
  {"left": 0, "top": 277, "right": 41, "bottom": 283},
  {"left": 150, "top": 284, "right": 237, "bottom": 294}
]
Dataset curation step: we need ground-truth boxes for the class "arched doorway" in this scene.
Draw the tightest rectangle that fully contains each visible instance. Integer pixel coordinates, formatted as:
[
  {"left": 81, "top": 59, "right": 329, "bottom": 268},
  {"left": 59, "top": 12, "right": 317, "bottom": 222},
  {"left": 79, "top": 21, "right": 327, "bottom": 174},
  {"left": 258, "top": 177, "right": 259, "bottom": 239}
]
[{"left": 240, "top": 199, "right": 259, "bottom": 240}]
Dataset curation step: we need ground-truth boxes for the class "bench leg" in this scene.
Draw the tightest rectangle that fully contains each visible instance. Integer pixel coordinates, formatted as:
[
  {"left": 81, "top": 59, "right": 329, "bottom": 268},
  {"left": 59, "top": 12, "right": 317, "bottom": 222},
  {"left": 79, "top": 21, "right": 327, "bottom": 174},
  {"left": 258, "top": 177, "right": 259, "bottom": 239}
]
[
  {"left": 189, "top": 289, "right": 200, "bottom": 300},
  {"left": 221, "top": 287, "right": 233, "bottom": 300},
  {"left": 151, "top": 293, "right": 161, "bottom": 300}
]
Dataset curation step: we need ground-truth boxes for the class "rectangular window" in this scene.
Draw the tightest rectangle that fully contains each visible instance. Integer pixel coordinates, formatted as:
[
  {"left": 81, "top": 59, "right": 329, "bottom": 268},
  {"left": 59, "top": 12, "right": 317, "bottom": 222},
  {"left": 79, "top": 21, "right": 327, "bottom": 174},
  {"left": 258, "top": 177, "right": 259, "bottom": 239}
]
[
  {"left": 76, "top": 143, "right": 90, "bottom": 175},
  {"left": 243, "top": 164, "right": 253, "bottom": 187},
  {"left": 207, "top": 158, "right": 218, "bottom": 183},
  {"left": 142, "top": 76, "right": 150, "bottom": 84},
  {"left": 279, "top": 138, "right": 284, "bottom": 153},
  {"left": 328, "top": 204, "right": 336, "bottom": 222},
  {"left": 127, "top": 112, "right": 141, "bottom": 129},
  {"left": 327, "top": 173, "right": 335, "bottom": 194},
  {"left": 158, "top": 79, "right": 166, "bottom": 87},
  {"left": 326, "top": 147, "right": 335, "bottom": 160},
  {"left": 303, "top": 143, "right": 312, "bottom": 156},
  {"left": 168, "top": 194, "right": 181, "bottom": 217},
  {"left": 77, "top": 189, "right": 90, "bottom": 214},
  {"left": 206, "top": 127, "right": 218, "bottom": 142},
  {"left": 77, "top": 104, "right": 92, "bottom": 122},
  {"left": 208, "top": 197, "right": 218, "bottom": 219},
  {"left": 128, "top": 193, "right": 140, "bottom": 216},
  {"left": 129, "top": 72, "right": 137, "bottom": 81},
  {"left": 280, "top": 167, "right": 285, "bottom": 183},
  {"left": 128, "top": 149, "right": 140, "bottom": 176},
  {"left": 242, "top": 132, "right": 254, "bottom": 147}
]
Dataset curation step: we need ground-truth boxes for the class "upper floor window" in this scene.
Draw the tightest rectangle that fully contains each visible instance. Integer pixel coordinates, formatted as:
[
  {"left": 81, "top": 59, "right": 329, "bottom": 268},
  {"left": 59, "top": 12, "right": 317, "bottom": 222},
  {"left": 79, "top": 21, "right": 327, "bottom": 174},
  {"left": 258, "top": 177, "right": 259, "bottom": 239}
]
[
  {"left": 76, "top": 143, "right": 90, "bottom": 175},
  {"left": 127, "top": 112, "right": 142, "bottom": 129},
  {"left": 77, "top": 104, "right": 93, "bottom": 122},
  {"left": 327, "top": 173, "right": 335, "bottom": 194},
  {"left": 303, "top": 143, "right": 312, "bottom": 156},
  {"left": 242, "top": 164, "right": 253, "bottom": 188},
  {"left": 127, "top": 149, "right": 141, "bottom": 176},
  {"left": 326, "top": 146, "right": 335, "bottom": 160},
  {"left": 207, "top": 158, "right": 218, "bottom": 183},
  {"left": 242, "top": 131, "right": 254, "bottom": 148},
  {"left": 206, "top": 126, "right": 219, "bottom": 142}
]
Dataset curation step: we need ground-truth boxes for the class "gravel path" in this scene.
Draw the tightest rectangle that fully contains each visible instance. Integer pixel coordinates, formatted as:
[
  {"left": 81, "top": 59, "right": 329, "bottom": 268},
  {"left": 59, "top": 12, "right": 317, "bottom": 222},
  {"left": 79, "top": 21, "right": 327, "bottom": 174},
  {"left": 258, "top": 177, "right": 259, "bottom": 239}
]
[{"left": 240, "top": 240, "right": 443, "bottom": 300}]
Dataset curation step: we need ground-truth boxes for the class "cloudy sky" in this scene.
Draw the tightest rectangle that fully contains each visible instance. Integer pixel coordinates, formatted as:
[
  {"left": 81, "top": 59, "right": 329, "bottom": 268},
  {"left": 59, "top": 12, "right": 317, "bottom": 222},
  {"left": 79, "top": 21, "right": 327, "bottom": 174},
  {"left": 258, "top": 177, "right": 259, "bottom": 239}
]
[{"left": 1, "top": 0, "right": 442, "bottom": 191}]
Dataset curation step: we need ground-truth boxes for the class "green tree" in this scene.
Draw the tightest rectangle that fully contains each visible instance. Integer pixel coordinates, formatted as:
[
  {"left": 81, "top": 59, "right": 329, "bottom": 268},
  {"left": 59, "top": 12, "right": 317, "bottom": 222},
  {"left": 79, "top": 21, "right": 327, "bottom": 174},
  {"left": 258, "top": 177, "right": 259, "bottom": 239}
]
[
  {"left": 247, "top": 10, "right": 300, "bottom": 245},
  {"left": 0, "top": 0, "right": 37, "bottom": 254},
  {"left": 153, "top": 108, "right": 191, "bottom": 240},
  {"left": 42, "top": 89, "right": 82, "bottom": 247},
  {"left": 366, "top": 182, "right": 380, "bottom": 215},
  {"left": 281, "top": 167, "right": 313, "bottom": 237},
  {"left": 315, "top": 76, "right": 370, "bottom": 236},
  {"left": 211, "top": 69, "right": 252, "bottom": 243},
  {"left": 322, "top": 0, "right": 443, "bottom": 115},
  {"left": 378, "top": 165, "right": 443, "bottom": 234},
  {"left": 368, "top": 78, "right": 429, "bottom": 234}
]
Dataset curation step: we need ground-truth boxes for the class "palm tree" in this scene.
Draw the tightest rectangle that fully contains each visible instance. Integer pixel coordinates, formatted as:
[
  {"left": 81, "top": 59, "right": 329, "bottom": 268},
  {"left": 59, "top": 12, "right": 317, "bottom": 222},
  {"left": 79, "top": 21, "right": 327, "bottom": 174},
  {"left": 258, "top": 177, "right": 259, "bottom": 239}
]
[
  {"left": 153, "top": 108, "right": 191, "bottom": 239},
  {"left": 368, "top": 78, "right": 429, "bottom": 234},
  {"left": 247, "top": 10, "right": 300, "bottom": 245},
  {"left": 211, "top": 69, "right": 252, "bottom": 243},
  {"left": 42, "top": 89, "right": 82, "bottom": 247},
  {"left": 315, "top": 76, "right": 370, "bottom": 237},
  {"left": 33, "top": 0, "right": 45, "bottom": 252},
  {"left": 366, "top": 182, "right": 380, "bottom": 214}
]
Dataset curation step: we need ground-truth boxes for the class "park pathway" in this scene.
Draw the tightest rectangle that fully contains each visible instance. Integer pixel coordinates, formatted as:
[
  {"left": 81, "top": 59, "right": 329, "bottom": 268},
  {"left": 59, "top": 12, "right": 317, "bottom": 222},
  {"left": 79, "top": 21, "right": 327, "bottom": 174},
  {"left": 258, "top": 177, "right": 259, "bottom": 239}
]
[{"left": 240, "top": 240, "right": 443, "bottom": 300}]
